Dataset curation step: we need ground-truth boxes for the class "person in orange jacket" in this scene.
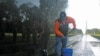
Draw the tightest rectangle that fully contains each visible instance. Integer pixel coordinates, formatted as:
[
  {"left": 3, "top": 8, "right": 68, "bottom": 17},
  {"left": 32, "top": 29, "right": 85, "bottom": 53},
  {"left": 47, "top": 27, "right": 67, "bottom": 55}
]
[{"left": 54, "top": 11, "right": 76, "bottom": 56}]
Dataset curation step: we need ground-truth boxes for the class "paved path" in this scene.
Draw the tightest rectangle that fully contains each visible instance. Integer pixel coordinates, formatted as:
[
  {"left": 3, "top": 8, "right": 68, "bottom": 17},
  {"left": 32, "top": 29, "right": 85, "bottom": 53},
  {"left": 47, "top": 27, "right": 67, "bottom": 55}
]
[{"left": 69, "top": 35, "right": 100, "bottom": 56}]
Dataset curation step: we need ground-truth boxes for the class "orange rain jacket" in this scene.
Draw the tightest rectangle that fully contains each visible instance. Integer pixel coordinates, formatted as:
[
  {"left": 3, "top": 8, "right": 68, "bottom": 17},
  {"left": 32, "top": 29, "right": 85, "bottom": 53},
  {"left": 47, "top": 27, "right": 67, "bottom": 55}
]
[{"left": 54, "top": 16, "right": 76, "bottom": 37}]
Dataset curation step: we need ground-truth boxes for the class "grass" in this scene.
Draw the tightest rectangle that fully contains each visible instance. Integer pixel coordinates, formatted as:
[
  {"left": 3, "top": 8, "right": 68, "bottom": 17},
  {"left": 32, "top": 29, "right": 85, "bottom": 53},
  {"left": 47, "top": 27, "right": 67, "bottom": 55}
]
[
  {"left": 4, "top": 33, "right": 75, "bottom": 37},
  {"left": 50, "top": 34, "right": 76, "bottom": 37},
  {"left": 89, "top": 34, "right": 100, "bottom": 39}
]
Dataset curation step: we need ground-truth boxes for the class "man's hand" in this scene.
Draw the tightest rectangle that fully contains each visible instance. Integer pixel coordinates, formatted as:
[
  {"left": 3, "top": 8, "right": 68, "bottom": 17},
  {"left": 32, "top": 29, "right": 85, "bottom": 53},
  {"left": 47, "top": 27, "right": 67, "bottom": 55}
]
[
  {"left": 37, "top": 33, "right": 40, "bottom": 38},
  {"left": 68, "top": 28, "right": 76, "bottom": 34},
  {"left": 73, "top": 28, "right": 76, "bottom": 31}
]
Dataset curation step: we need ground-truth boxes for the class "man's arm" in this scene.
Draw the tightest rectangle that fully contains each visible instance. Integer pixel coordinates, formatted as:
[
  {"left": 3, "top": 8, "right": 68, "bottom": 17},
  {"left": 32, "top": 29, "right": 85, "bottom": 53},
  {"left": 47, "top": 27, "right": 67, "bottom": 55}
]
[
  {"left": 67, "top": 16, "right": 76, "bottom": 29},
  {"left": 67, "top": 16, "right": 76, "bottom": 33},
  {"left": 54, "top": 20, "right": 64, "bottom": 37}
]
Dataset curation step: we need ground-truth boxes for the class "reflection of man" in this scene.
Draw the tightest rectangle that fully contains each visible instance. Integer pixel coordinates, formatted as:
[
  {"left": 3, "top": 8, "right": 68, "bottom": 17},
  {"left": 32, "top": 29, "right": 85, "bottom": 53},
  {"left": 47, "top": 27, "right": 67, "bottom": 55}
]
[
  {"left": 39, "top": 20, "right": 50, "bottom": 56},
  {"left": 34, "top": 20, "right": 50, "bottom": 56},
  {"left": 33, "top": 18, "right": 50, "bottom": 56},
  {"left": 54, "top": 11, "right": 76, "bottom": 56}
]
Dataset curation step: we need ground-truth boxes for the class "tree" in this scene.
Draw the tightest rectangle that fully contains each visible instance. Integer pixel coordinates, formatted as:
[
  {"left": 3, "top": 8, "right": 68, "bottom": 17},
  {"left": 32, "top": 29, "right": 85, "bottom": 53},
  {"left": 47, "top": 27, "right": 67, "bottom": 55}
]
[
  {"left": 87, "top": 28, "right": 100, "bottom": 35},
  {"left": 39, "top": 0, "right": 68, "bottom": 20},
  {"left": 39, "top": 0, "right": 68, "bottom": 33},
  {"left": 0, "top": 0, "right": 22, "bottom": 53}
]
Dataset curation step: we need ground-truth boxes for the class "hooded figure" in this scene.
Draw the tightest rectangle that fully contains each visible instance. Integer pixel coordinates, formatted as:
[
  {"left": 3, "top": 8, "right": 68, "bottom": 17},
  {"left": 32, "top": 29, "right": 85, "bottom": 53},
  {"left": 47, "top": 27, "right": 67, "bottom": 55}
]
[
  {"left": 58, "top": 12, "right": 69, "bottom": 36},
  {"left": 54, "top": 11, "right": 76, "bottom": 56},
  {"left": 59, "top": 12, "right": 67, "bottom": 22}
]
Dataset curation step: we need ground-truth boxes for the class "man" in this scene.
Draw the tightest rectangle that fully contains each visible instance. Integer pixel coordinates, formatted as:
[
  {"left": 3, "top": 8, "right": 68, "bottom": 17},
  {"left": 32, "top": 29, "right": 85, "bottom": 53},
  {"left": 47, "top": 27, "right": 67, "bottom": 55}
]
[{"left": 54, "top": 11, "right": 76, "bottom": 56}]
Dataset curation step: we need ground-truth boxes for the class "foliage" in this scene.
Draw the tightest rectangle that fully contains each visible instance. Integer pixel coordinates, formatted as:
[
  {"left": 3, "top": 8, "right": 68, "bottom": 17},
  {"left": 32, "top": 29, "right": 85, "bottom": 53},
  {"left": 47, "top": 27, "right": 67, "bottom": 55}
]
[
  {"left": 39, "top": 0, "right": 68, "bottom": 33},
  {"left": 86, "top": 28, "right": 100, "bottom": 34},
  {"left": 0, "top": 0, "right": 69, "bottom": 34}
]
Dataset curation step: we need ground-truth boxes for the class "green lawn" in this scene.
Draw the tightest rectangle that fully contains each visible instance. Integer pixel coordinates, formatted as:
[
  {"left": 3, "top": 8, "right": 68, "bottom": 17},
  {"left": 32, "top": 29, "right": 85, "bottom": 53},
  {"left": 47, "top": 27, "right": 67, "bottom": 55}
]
[
  {"left": 50, "top": 34, "right": 76, "bottom": 37},
  {"left": 89, "top": 34, "right": 100, "bottom": 39}
]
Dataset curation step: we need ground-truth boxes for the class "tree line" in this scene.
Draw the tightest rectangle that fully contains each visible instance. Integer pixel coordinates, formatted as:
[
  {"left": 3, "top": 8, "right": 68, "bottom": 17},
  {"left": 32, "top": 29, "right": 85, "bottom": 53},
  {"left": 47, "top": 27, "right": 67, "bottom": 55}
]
[{"left": 0, "top": 0, "right": 69, "bottom": 42}]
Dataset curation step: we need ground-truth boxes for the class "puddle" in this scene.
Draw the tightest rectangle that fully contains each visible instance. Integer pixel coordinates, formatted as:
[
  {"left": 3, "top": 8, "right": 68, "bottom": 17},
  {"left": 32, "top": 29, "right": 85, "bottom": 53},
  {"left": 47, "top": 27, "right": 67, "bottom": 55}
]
[
  {"left": 90, "top": 42, "right": 100, "bottom": 47},
  {"left": 89, "top": 41, "right": 100, "bottom": 56}
]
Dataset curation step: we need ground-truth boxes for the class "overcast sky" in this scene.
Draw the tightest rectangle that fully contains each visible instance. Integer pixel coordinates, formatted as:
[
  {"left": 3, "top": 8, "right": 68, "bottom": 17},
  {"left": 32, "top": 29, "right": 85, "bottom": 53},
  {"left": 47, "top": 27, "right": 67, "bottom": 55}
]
[
  {"left": 66, "top": 0, "right": 100, "bottom": 33},
  {"left": 16, "top": 0, "right": 40, "bottom": 7}
]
